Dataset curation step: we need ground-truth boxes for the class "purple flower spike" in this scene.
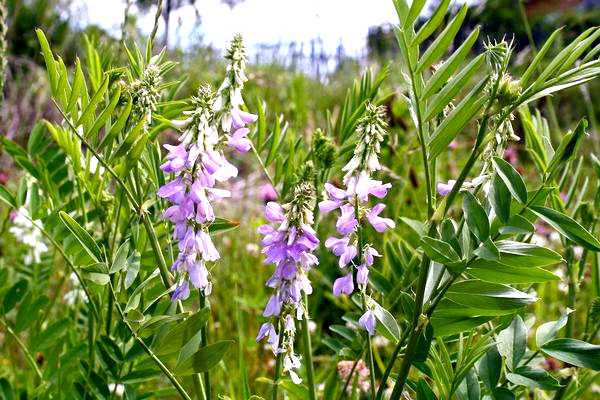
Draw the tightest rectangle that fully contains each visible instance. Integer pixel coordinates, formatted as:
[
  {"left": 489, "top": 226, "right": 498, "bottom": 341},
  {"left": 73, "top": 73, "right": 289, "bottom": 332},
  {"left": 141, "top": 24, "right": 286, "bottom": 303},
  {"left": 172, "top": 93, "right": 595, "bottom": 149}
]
[
  {"left": 359, "top": 309, "right": 377, "bottom": 336},
  {"left": 333, "top": 273, "right": 354, "bottom": 296}
]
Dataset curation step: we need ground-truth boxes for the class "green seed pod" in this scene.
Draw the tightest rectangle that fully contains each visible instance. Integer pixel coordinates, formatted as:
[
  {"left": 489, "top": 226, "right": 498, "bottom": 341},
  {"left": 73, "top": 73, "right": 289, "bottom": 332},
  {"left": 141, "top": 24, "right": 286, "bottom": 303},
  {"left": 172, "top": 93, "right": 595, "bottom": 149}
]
[{"left": 312, "top": 128, "right": 335, "bottom": 169}]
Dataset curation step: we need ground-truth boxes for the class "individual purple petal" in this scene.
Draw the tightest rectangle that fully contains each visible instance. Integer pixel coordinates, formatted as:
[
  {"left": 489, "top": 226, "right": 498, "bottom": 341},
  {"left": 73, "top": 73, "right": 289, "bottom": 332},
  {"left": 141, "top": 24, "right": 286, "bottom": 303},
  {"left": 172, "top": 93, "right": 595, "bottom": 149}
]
[
  {"left": 325, "top": 236, "right": 350, "bottom": 257},
  {"left": 367, "top": 204, "right": 395, "bottom": 233},
  {"left": 265, "top": 202, "right": 286, "bottom": 222},
  {"left": 332, "top": 273, "right": 354, "bottom": 296},
  {"left": 318, "top": 199, "right": 341, "bottom": 213},
  {"left": 171, "top": 281, "right": 190, "bottom": 301},
  {"left": 324, "top": 182, "right": 347, "bottom": 200},
  {"left": 263, "top": 294, "right": 282, "bottom": 317},
  {"left": 228, "top": 128, "right": 252, "bottom": 152},
  {"left": 256, "top": 322, "right": 274, "bottom": 342},
  {"left": 357, "top": 265, "right": 369, "bottom": 285},
  {"left": 231, "top": 108, "right": 258, "bottom": 129},
  {"left": 188, "top": 262, "right": 209, "bottom": 289},
  {"left": 363, "top": 246, "right": 381, "bottom": 266},
  {"left": 157, "top": 178, "right": 185, "bottom": 199},
  {"left": 359, "top": 309, "right": 377, "bottom": 336},
  {"left": 336, "top": 204, "right": 358, "bottom": 235},
  {"left": 339, "top": 245, "right": 357, "bottom": 268},
  {"left": 196, "top": 231, "right": 220, "bottom": 261}
]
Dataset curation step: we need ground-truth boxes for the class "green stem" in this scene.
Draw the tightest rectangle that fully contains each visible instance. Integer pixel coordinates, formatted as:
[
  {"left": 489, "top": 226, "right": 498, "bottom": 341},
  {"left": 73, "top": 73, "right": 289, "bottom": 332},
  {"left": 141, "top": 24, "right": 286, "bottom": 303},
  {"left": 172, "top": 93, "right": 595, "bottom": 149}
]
[
  {"left": 374, "top": 329, "right": 409, "bottom": 400},
  {"left": 301, "top": 293, "right": 317, "bottom": 400},
  {"left": 250, "top": 141, "right": 278, "bottom": 195},
  {"left": 199, "top": 292, "right": 211, "bottom": 400},
  {"left": 0, "top": 318, "right": 43, "bottom": 381}
]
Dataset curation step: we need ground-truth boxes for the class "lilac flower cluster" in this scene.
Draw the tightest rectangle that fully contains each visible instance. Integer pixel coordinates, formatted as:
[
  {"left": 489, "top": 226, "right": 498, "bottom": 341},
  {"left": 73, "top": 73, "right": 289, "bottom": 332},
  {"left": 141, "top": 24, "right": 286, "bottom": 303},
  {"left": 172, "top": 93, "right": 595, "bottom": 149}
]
[
  {"left": 319, "top": 103, "right": 394, "bottom": 335},
  {"left": 158, "top": 36, "right": 257, "bottom": 301},
  {"left": 256, "top": 183, "right": 319, "bottom": 384}
]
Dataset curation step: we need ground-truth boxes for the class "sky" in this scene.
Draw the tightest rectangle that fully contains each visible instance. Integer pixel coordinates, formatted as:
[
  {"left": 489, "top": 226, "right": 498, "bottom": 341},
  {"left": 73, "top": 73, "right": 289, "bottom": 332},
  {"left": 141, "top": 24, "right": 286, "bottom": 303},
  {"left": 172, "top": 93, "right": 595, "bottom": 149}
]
[{"left": 69, "top": 0, "right": 477, "bottom": 56}]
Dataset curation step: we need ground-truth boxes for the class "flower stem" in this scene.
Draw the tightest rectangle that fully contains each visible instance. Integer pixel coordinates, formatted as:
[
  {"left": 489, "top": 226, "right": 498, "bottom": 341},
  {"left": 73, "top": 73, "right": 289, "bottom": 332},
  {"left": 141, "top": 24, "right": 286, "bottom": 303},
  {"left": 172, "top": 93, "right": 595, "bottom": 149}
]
[
  {"left": 199, "top": 292, "right": 211, "bottom": 400},
  {"left": 301, "top": 293, "right": 317, "bottom": 400}
]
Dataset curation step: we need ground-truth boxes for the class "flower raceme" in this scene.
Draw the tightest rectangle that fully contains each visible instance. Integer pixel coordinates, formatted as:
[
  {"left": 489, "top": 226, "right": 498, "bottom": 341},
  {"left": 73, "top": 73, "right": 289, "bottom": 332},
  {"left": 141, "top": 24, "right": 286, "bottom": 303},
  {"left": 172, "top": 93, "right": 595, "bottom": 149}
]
[
  {"left": 256, "top": 183, "right": 319, "bottom": 384},
  {"left": 158, "top": 36, "right": 257, "bottom": 301},
  {"left": 319, "top": 103, "right": 394, "bottom": 335}
]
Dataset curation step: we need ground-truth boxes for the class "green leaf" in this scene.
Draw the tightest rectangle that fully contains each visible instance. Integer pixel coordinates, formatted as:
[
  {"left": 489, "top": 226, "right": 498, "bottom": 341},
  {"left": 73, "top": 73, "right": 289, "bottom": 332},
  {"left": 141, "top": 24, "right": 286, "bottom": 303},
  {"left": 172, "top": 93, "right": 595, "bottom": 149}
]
[
  {"left": 209, "top": 218, "right": 240, "bottom": 235},
  {"left": 490, "top": 174, "right": 511, "bottom": 223},
  {"left": 403, "top": 0, "right": 426, "bottom": 29},
  {"left": 492, "top": 157, "right": 527, "bottom": 204},
  {"left": 506, "top": 366, "right": 562, "bottom": 390},
  {"left": 35, "top": 29, "right": 59, "bottom": 96},
  {"left": 109, "top": 241, "right": 130, "bottom": 274},
  {"left": 497, "top": 316, "right": 527, "bottom": 371},
  {"left": 468, "top": 260, "right": 559, "bottom": 284},
  {"left": 495, "top": 240, "right": 562, "bottom": 267},
  {"left": 174, "top": 340, "right": 233, "bottom": 376},
  {"left": 89, "top": 84, "right": 122, "bottom": 139},
  {"left": 431, "top": 314, "right": 493, "bottom": 337},
  {"left": 2, "top": 280, "right": 29, "bottom": 313},
  {"left": 372, "top": 300, "right": 401, "bottom": 343},
  {"left": 446, "top": 280, "right": 536, "bottom": 311},
  {"left": 428, "top": 81, "right": 487, "bottom": 158},
  {"left": 415, "top": 378, "right": 437, "bottom": 400},
  {"left": 154, "top": 308, "right": 211, "bottom": 356},
  {"left": 77, "top": 76, "right": 109, "bottom": 129},
  {"left": 59, "top": 211, "right": 103, "bottom": 262},
  {"left": 531, "top": 206, "right": 600, "bottom": 251},
  {"left": 0, "top": 186, "right": 16, "bottom": 208},
  {"left": 536, "top": 310, "right": 572, "bottom": 348},
  {"left": 421, "top": 236, "right": 460, "bottom": 265},
  {"left": 499, "top": 215, "right": 534, "bottom": 235},
  {"left": 541, "top": 339, "right": 600, "bottom": 370},
  {"left": 462, "top": 191, "right": 490, "bottom": 242},
  {"left": 521, "top": 28, "right": 563, "bottom": 87},
  {"left": 546, "top": 119, "right": 588, "bottom": 175},
  {"left": 424, "top": 55, "right": 485, "bottom": 122},
  {"left": 473, "top": 239, "right": 499, "bottom": 261},
  {"left": 416, "top": 4, "right": 468, "bottom": 73},
  {"left": 124, "top": 251, "right": 141, "bottom": 289},
  {"left": 422, "top": 27, "right": 480, "bottom": 100},
  {"left": 413, "top": 0, "right": 451, "bottom": 45},
  {"left": 457, "top": 368, "right": 480, "bottom": 400},
  {"left": 477, "top": 346, "right": 502, "bottom": 389}
]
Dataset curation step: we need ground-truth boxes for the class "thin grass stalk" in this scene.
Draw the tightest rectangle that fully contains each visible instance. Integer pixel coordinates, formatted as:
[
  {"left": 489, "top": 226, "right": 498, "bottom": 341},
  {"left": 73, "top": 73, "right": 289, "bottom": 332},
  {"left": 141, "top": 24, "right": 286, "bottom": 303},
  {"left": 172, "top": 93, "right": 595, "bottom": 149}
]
[{"left": 300, "top": 293, "right": 317, "bottom": 400}]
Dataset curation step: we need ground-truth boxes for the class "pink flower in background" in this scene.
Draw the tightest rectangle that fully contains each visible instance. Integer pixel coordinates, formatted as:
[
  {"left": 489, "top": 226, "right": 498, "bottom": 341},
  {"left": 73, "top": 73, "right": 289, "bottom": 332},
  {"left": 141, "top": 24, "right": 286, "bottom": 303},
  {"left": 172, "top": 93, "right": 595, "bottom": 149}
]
[
  {"left": 504, "top": 146, "right": 518, "bottom": 165},
  {"left": 259, "top": 183, "right": 278, "bottom": 202}
]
